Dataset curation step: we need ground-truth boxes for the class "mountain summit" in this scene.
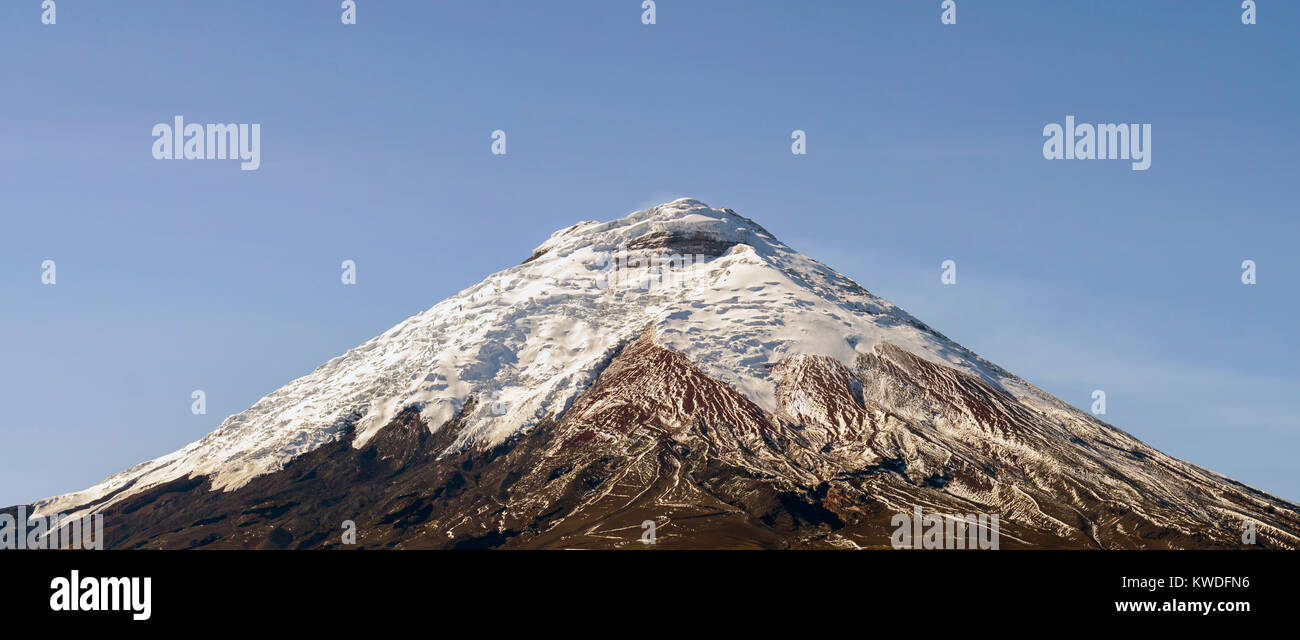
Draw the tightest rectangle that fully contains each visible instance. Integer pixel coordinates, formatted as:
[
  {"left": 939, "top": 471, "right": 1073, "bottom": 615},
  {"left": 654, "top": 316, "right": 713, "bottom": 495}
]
[{"left": 20, "top": 199, "right": 1300, "bottom": 549}]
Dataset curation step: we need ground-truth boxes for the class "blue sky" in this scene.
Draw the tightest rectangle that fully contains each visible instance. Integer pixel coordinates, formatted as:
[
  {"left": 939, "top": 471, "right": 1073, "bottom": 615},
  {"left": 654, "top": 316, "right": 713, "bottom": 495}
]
[{"left": 1, "top": 1, "right": 1296, "bottom": 507}]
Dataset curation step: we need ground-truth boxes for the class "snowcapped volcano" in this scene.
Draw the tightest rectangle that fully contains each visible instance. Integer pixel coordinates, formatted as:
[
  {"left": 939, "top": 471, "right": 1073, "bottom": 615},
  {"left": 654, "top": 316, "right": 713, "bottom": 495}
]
[
  {"left": 22, "top": 199, "right": 1300, "bottom": 549},
  {"left": 34, "top": 198, "right": 970, "bottom": 511}
]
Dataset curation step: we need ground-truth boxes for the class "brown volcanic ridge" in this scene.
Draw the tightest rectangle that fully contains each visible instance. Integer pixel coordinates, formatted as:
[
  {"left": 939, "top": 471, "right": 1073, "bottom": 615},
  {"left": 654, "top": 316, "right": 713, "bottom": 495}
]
[{"left": 7, "top": 200, "right": 1299, "bottom": 550}]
